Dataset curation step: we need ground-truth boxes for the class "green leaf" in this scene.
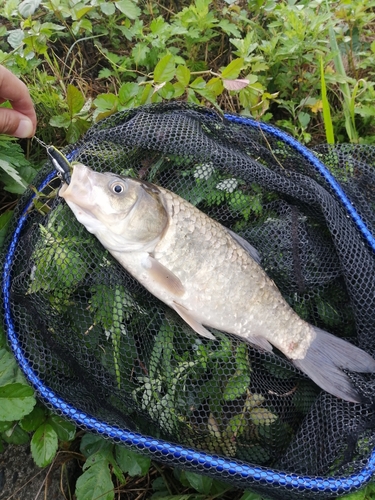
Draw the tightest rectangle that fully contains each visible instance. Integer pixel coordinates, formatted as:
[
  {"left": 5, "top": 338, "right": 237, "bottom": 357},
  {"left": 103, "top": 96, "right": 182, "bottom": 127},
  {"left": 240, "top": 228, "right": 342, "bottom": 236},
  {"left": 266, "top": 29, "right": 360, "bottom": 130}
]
[
  {"left": 355, "top": 105, "right": 375, "bottom": 118},
  {"left": 80, "top": 433, "right": 113, "bottom": 458},
  {"left": 250, "top": 407, "right": 277, "bottom": 426},
  {"left": 235, "top": 343, "right": 250, "bottom": 373},
  {"left": 0, "top": 383, "right": 36, "bottom": 421},
  {"left": 49, "top": 114, "right": 71, "bottom": 128},
  {"left": 0, "top": 325, "right": 5, "bottom": 348},
  {"left": 239, "top": 491, "right": 265, "bottom": 500},
  {"left": 31, "top": 423, "right": 58, "bottom": 467},
  {"left": 218, "top": 19, "right": 241, "bottom": 37},
  {"left": 152, "top": 476, "right": 169, "bottom": 495},
  {"left": 151, "top": 495, "right": 197, "bottom": 500},
  {"left": 223, "top": 373, "right": 250, "bottom": 401},
  {"left": 93, "top": 93, "right": 118, "bottom": 112},
  {"left": 82, "top": 448, "right": 125, "bottom": 486},
  {"left": 157, "top": 82, "right": 175, "bottom": 100},
  {"left": 39, "top": 22, "right": 65, "bottom": 33},
  {"left": 83, "top": 450, "right": 112, "bottom": 470},
  {"left": 206, "top": 77, "right": 224, "bottom": 96},
  {"left": 67, "top": 84, "right": 85, "bottom": 116},
  {"left": 140, "top": 83, "right": 154, "bottom": 105},
  {"left": 175, "top": 65, "right": 190, "bottom": 86},
  {"left": 221, "top": 58, "right": 244, "bottom": 79},
  {"left": 190, "top": 84, "right": 219, "bottom": 109},
  {"left": 173, "top": 81, "right": 187, "bottom": 98},
  {"left": 154, "top": 54, "right": 176, "bottom": 83},
  {"left": 67, "top": 118, "right": 90, "bottom": 143},
  {"left": 2, "top": 424, "right": 30, "bottom": 445},
  {"left": 31, "top": 238, "right": 88, "bottom": 292},
  {"left": 7, "top": 29, "right": 24, "bottom": 49},
  {"left": 72, "top": 18, "right": 92, "bottom": 35},
  {"left": 0, "top": 348, "right": 19, "bottom": 386},
  {"left": 190, "top": 77, "right": 206, "bottom": 90},
  {"left": 226, "top": 413, "right": 246, "bottom": 439},
  {"left": 0, "top": 421, "right": 12, "bottom": 433},
  {"left": 74, "top": 6, "right": 93, "bottom": 20},
  {"left": 132, "top": 43, "right": 149, "bottom": 66},
  {"left": 115, "top": 446, "right": 151, "bottom": 476},
  {"left": 111, "top": 457, "right": 127, "bottom": 485},
  {"left": 100, "top": 1, "right": 116, "bottom": 15},
  {"left": 0, "top": 210, "right": 12, "bottom": 249},
  {"left": 48, "top": 414, "right": 76, "bottom": 441},
  {"left": 20, "top": 405, "right": 46, "bottom": 432},
  {"left": 75, "top": 460, "right": 115, "bottom": 500},
  {"left": 98, "top": 68, "right": 113, "bottom": 79},
  {"left": 18, "top": 0, "right": 40, "bottom": 17},
  {"left": 184, "top": 471, "right": 213, "bottom": 495},
  {"left": 0, "top": 158, "right": 27, "bottom": 192},
  {"left": 115, "top": 0, "right": 141, "bottom": 20},
  {"left": 118, "top": 82, "right": 141, "bottom": 105},
  {"left": 90, "top": 284, "right": 134, "bottom": 330},
  {"left": 297, "top": 111, "right": 310, "bottom": 128},
  {"left": 341, "top": 489, "right": 367, "bottom": 500}
]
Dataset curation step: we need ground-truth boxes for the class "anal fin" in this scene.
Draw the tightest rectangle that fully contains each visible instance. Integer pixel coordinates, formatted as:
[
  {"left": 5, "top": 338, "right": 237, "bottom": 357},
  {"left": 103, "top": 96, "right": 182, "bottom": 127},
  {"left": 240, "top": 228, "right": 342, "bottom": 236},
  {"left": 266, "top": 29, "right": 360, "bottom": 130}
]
[
  {"left": 172, "top": 302, "right": 216, "bottom": 340},
  {"left": 246, "top": 335, "right": 273, "bottom": 352}
]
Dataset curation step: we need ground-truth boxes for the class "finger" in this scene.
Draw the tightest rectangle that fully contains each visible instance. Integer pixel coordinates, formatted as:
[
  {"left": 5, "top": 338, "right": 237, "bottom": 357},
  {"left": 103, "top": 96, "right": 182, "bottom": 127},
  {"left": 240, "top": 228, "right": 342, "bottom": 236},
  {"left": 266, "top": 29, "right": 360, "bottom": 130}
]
[
  {"left": 0, "top": 108, "right": 35, "bottom": 138},
  {"left": 0, "top": 66, "right": 37, "bottom": 130}
]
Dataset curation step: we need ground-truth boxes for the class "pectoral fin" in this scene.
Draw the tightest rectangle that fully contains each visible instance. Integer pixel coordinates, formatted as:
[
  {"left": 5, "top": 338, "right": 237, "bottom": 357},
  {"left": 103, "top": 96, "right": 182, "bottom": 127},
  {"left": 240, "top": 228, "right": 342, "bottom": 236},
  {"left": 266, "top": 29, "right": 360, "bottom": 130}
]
[
  {"left": 172, "top": 302, "right": 216, "bottom": 340},
  {"left": 142, "top": 256, "right": 185, "bottom": 296}
]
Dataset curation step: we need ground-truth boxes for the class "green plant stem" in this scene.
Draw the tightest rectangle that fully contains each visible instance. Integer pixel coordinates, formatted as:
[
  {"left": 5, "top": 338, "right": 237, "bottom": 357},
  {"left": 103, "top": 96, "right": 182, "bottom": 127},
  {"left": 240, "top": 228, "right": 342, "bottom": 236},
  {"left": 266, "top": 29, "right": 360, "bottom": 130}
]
[
  {"left": 320, "top": 56, "right": 335, "bottom": 144},
  {"left": 326, "top": 0, "right": 358, "bottom": 143}
]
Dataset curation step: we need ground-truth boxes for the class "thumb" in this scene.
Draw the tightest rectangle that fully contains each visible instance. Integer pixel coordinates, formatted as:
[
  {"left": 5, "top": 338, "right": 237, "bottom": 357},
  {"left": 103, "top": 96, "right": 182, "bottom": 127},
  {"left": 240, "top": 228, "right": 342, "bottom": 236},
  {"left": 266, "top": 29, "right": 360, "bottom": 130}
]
[{"left": 0, "top": 108, "right": 35, "bottom": 138}]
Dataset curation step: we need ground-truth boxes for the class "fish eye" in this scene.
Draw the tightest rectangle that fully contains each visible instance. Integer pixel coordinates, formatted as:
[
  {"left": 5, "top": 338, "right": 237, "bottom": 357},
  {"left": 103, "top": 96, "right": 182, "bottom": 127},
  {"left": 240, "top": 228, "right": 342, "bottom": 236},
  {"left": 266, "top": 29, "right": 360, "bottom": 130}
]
[{"left": 110, "top": 181, "right": 126, "bottom": 194}]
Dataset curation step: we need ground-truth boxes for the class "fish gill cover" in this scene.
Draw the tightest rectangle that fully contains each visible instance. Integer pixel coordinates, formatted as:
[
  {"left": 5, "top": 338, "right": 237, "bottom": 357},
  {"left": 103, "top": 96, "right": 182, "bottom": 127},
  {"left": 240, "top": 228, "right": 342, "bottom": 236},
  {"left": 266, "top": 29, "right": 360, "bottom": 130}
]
[{"left": 3, "top": 102, "right": 375, "bottom": 499}]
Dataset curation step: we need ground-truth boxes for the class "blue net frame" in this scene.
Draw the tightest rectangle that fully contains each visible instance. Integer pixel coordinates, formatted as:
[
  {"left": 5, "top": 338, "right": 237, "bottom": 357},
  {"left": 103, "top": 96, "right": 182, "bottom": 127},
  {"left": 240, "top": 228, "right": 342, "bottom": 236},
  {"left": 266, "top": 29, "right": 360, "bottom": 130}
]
[{"left": 3, "top": 112, "right": 375, "bottom": 498}]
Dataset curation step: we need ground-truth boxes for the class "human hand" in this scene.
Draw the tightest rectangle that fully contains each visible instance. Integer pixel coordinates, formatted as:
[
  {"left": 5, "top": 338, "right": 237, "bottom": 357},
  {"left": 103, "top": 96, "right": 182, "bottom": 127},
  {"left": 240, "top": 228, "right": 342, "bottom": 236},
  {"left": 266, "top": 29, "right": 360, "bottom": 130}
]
[{"left": 0, "top": 65, "right": 37, "bottom": 138}]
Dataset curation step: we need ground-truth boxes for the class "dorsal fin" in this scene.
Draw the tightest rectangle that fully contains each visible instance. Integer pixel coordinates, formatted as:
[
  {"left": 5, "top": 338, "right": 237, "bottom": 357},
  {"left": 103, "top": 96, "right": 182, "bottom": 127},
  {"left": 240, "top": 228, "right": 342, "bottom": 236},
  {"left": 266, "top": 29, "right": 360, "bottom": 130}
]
[{"left": 226, "top": 228, "right": 261, "bottom": 264}]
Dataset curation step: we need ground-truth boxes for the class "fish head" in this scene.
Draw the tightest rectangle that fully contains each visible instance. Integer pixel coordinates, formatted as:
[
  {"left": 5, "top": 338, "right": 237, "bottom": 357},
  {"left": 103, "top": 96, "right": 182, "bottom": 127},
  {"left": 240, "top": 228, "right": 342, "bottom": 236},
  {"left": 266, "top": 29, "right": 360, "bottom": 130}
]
[{"left": 59, "top": 163, "right": 169, "bottom": 251}]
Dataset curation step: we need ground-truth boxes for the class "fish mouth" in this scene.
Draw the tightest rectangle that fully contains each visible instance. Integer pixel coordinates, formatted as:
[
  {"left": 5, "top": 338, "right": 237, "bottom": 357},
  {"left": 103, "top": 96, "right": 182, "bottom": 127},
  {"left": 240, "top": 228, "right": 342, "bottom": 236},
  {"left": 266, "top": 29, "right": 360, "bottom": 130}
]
[
  {"left": 59, "top": 163, "right": 98, "bottom": 218},
  {"left": 59, "top": 163, "right": 93, "bottom": 202},
  {"left": 59, "top": 182, "right": 69, "bottom": 197}
]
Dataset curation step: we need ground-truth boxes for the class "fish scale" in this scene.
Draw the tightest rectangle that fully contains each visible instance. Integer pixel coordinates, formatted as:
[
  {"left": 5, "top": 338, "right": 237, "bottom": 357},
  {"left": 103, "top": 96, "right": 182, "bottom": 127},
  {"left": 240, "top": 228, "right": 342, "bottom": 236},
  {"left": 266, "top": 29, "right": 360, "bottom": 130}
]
[
  {"left": 60, "top": 163, "right": 375, "bottom": 403},
  {"left": 157, "top": 188, "right": 312, "bottom": 355}
]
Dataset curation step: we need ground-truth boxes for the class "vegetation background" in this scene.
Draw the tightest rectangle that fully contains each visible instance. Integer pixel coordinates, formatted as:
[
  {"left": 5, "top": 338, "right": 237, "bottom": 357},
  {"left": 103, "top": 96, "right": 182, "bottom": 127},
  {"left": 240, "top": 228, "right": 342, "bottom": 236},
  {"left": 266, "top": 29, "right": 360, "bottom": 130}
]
[{"left": 1, "top": 0, "right": 375, "bottom": 498}]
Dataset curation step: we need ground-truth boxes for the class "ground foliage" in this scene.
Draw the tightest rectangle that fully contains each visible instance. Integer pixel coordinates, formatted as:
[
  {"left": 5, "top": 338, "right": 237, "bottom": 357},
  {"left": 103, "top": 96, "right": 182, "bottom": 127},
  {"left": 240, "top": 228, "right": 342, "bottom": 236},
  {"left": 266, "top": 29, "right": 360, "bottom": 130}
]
[{"left": 1, "top": 0, "right": 375, "bottom": 498}]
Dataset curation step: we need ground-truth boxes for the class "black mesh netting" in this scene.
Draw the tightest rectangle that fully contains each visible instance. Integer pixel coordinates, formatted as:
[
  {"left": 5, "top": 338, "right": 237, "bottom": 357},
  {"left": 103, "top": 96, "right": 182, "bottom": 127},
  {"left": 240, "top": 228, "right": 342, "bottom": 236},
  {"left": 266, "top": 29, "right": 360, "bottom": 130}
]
[{"left": 3, "top": 102, "right": 375, "bottom": 499}]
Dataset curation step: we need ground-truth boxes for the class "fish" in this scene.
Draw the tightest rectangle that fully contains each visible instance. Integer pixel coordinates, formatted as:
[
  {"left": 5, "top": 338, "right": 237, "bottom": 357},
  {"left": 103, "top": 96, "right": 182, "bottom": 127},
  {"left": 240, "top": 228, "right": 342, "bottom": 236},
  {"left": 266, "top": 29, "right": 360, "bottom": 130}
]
[{"left": 59, "top": 163, "right": 375, "bottom": 403}]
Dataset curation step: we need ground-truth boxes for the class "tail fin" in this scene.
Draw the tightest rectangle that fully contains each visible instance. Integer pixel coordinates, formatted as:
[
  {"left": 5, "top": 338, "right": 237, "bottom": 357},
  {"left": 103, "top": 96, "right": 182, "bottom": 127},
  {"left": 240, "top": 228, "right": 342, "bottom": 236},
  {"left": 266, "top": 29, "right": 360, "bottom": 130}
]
[{"left": 293, "top": 327, "right": 375, "bottom": 403}]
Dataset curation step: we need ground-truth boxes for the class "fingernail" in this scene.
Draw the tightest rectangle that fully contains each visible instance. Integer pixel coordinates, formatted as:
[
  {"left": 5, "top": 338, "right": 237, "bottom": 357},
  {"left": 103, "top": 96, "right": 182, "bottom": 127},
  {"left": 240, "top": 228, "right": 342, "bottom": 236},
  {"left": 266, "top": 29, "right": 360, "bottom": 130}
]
[{"left": 14, "top": 118, "right": 34, "bottom": 138}]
